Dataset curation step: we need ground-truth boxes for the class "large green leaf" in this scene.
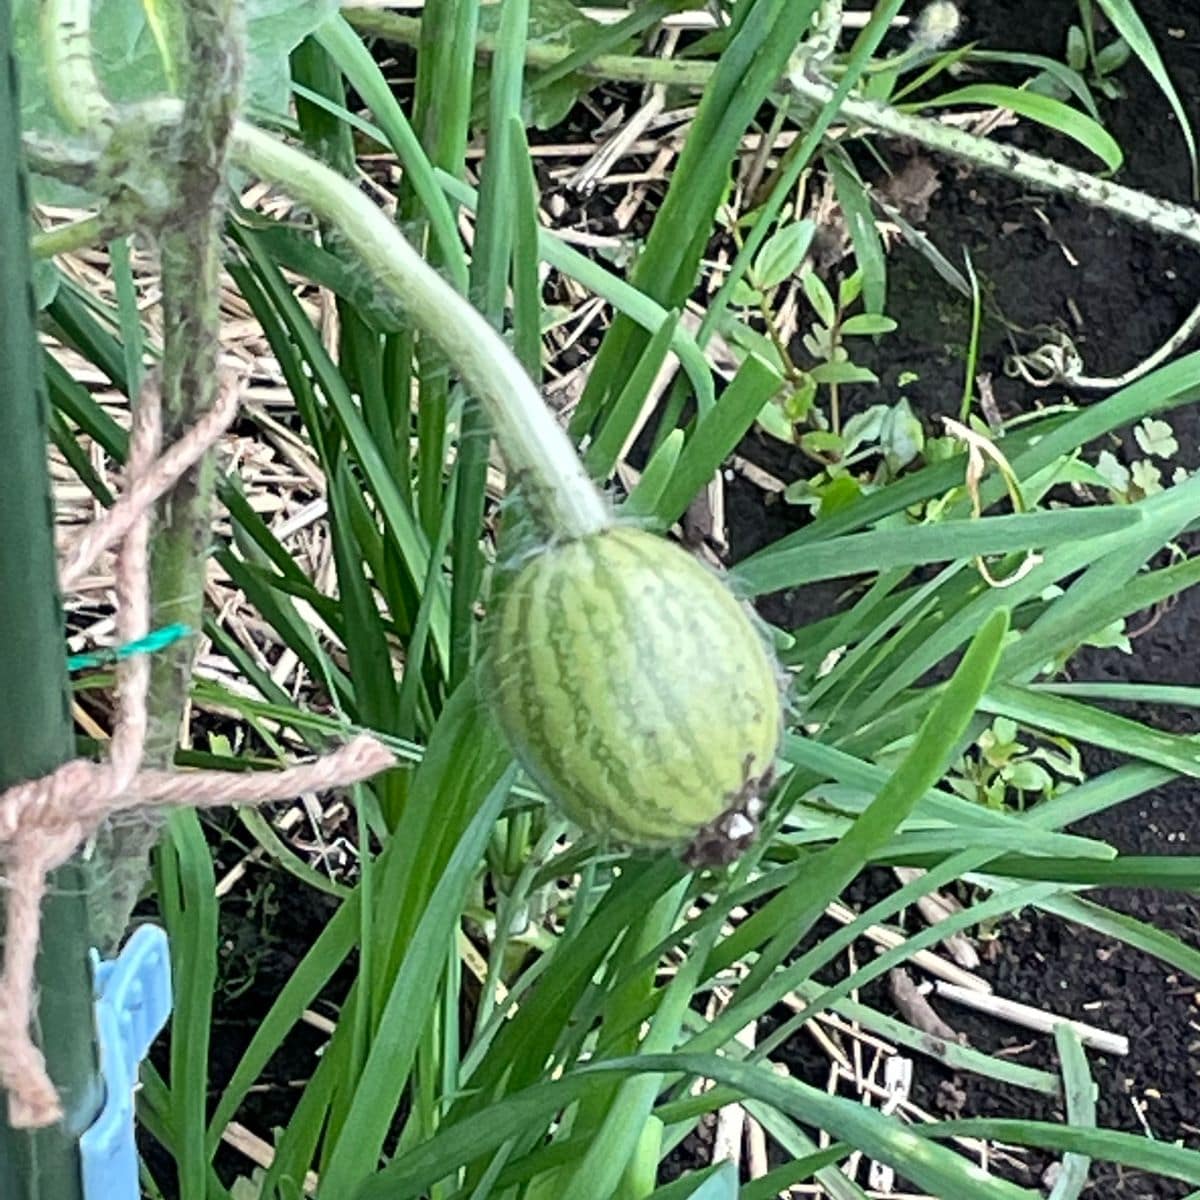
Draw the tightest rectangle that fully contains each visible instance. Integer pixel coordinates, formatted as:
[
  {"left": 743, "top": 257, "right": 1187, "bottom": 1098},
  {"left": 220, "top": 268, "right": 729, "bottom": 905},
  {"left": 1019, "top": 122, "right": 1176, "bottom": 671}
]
[{"left": 15, "top": 0, "right": 337, "bottom": 136}]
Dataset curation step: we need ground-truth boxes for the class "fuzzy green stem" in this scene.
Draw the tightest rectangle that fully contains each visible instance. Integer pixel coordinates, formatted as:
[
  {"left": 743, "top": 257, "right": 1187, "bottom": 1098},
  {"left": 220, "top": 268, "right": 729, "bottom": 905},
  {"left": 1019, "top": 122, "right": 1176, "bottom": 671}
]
[
  {"left": 805, "top": 0, "right": 843, "bottom": 70},
  {"left": 345, "top": 8, "right": 710, "bottom": 87},
  {"left": 38, "top": 0, "right": 109, "bottom": 132},
  {"left": 21, "top": 133, "right": 99, "bottom": 188},
  {"left": 32, "top": 214, "right": 112, "bottom": 259},
  {"left": 41, "top": 0, "right": 242, "bottom": 947},
  {"left": 230, "top": 122, "right": 610, "bottom": 539},
  {"left": 42, "top": 0, "right": 609, "bottom": 542},
  {"left": 792, "top": 73, "right": 1200, "bottom": 250},
  {"left": 145, "top": 0, "right": 241, "bottom": 777}
]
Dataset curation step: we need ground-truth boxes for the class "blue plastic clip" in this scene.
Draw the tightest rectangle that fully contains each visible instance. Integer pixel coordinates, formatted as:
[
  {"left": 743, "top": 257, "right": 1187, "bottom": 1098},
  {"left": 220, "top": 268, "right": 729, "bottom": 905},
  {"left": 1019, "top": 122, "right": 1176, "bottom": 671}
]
[{"left": 80, "top": 925, "right": 173, "bottom": 1199}]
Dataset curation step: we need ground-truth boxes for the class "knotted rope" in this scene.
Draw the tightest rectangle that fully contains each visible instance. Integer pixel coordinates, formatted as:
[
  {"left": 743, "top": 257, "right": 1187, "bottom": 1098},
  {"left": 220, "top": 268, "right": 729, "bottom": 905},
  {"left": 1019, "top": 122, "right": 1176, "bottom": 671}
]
[{"left": 0, "top": 371, "right": 395, "bottom": 1129}]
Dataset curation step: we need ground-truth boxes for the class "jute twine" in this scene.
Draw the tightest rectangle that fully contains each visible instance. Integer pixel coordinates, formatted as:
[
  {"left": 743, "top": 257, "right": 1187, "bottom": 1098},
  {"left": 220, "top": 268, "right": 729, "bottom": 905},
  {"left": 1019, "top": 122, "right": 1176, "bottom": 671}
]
[{"left": 0, "top": 372, "right": 395, "bottom": 1129}]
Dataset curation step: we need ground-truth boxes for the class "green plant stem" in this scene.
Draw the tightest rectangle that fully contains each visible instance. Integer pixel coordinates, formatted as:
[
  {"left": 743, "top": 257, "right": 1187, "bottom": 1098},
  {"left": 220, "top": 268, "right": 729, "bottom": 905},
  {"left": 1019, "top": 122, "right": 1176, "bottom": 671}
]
[
  {"left": 0, "top": 0, "right": 102, "bottom": 1187},
  {"left": 38, "top": 0, "right": 109, "bottom": 132},
  {"left": 32, "top": 214, "right": 110, "bottom": 258},
  {"left": 805, "top": 0, "right": 843, "bottom": 69},
  {"left": 146, "top": 0, "right": 241, "bottom": 752},
  {"left": 787, "top": 73, "right": 1200, "bottom": 251},
  {"left": 1010, "top": 296, "right": 1200, "bottom": 391},
  {"left": 347, "top": 5, "right": 1200, "bottom": 253},
  {"left": 959, "top": 251, "right": 982, "bottom": 419},
  {"left": 230, "top": 122, "right": 608, "bottom": 538},
  {"left": 21, "top": 133, "right": 99, "bottom": 187},
  {"left": 345, "top": 8, "right": 710, "bottom": 86},
  {"left": 41, "top": 0, "right": 243, "bottom": 947},
  {"left": 758, "top": 294, "right": 800, "bottom": 381}
]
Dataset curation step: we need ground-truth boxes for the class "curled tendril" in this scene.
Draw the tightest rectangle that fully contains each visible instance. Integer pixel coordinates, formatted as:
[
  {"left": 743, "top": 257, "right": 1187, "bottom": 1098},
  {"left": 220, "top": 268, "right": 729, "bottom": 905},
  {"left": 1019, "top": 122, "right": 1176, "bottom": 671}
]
[{"left": 1005, "top": 327, "right": 1084, "bottom": 388}]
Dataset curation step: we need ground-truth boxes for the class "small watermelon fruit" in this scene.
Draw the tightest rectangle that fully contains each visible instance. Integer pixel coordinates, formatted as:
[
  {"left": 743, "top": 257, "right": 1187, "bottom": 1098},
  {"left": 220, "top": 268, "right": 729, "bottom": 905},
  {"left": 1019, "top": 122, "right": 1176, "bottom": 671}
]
[{"left": 490, "top": 526, "right": 783, "bottom": 866}]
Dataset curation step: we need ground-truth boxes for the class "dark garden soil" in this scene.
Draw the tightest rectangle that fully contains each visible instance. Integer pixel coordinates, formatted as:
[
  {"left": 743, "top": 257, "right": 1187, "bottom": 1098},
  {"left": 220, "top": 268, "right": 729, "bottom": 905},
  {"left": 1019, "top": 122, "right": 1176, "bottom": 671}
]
[{"left": 142, "top": 2, "right": 1200, "bottom": 1197}]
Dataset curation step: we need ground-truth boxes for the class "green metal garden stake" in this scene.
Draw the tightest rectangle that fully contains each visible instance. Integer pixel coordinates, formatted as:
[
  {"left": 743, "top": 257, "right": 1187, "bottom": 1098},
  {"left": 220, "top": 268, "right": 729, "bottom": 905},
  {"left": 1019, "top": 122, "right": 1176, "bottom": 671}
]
[{"left": 0, "top": 1, "right": 103, "bottom": 1194}]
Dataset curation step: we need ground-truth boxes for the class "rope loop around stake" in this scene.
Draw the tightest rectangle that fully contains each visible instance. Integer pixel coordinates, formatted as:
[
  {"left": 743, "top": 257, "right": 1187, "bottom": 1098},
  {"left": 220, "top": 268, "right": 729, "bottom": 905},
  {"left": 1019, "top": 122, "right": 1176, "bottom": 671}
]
[{"left": 0, "top": 371, "right": 395, "bottom": 1128}]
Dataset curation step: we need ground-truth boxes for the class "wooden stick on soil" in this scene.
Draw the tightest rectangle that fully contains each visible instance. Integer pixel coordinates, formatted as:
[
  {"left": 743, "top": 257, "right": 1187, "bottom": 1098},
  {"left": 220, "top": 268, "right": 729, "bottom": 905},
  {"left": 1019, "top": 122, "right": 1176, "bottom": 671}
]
[
  {"left": 825, "top": 899, "right": 992, "bottom": 993},
  {"left": 893, "top": 866, "right": 981, "bottom": 970},
  {"left": 223, "top": 1122, "right": 319, "bottom": 1195},
  {"left": 934, "top": 981, "right": 1130, "bottom": 1056}
]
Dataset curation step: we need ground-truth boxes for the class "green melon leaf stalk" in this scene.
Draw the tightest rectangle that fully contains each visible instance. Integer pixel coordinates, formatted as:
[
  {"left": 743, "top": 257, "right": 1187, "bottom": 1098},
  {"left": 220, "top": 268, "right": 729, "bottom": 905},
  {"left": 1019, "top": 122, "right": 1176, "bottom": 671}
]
[{"left": 41, "top": 0, "right": 608, "bottom": 547}]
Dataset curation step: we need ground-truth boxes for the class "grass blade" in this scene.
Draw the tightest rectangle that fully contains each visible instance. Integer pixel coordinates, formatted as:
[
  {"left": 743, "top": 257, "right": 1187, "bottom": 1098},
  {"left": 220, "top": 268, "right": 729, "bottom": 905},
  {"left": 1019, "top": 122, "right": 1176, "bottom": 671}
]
[
  {"left": 155, "top": 811, "right": 218, "bottom": 1200},
  {"left": 584, "top": 309, "right": 681, "bottom": 480},
  {"left": 1037, "top": 895, "right": 1200, "bottom": 981},
  {"left": 575, "top": 0, "right": 822, "bottom": 436},
  {"left": 452, "top": 0, "right": 531, "bottom": 687},
  {"left": 732, "top": 506, "right": 1138, "bottom": 595},
  {"left": 1049, "top": 1025, "right": 1095, "bottom": 1200},
  {"left": 1093, "top": 0, "right": 1198, "bottom": 195},
  {"left": 925, "top": 1120, "right": 1200, "bottom": 1185},
  {"left": 702, "top": 611, "right": 1010, "bottom": 1035},
  {"left": 650, "top": 353, "right": 782, "bottom": 529},
  {"left": 908, "top": 84, "right": 1122, "bottom": 171},
  {"left": 317, "top": 770, "right": 512, "bottom": 1195},
  {"left": 982, "top": 683, "right": 1200, "bottom": 778},
  {"left": 317, "top": 15, "right": 468, "bottom": 290},
  {"left": 362, "top": 1052, "right": 1037, "bottom": 1200}
]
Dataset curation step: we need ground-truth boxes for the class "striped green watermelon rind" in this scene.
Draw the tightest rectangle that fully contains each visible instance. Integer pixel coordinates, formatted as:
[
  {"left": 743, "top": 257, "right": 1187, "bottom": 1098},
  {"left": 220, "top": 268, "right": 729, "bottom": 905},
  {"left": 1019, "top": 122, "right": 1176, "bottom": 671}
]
[{"left": 489, "top": 526, "right": 783, "bottom": 860}]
